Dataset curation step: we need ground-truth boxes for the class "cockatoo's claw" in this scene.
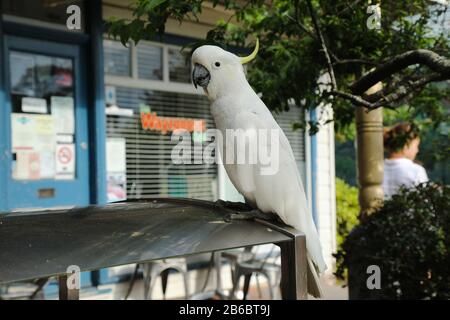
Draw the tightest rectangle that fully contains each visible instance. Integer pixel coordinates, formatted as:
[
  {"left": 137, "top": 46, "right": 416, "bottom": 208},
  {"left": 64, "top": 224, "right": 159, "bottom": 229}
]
[
  {"left": 214, "top": 200, "right": 254, "bottom": 212},
  {"left": 223, "top": 210, "right": 276, "bottom": 223}
]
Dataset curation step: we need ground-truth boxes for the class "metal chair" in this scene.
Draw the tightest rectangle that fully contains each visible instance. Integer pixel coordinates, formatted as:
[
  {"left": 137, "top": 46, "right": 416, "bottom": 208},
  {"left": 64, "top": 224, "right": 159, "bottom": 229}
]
[
  {"left": 228, "top": 246, "right": 281, "bottom": 300},
  {"left": 142, "top": 258, "right": 189, "bottom": 300}
]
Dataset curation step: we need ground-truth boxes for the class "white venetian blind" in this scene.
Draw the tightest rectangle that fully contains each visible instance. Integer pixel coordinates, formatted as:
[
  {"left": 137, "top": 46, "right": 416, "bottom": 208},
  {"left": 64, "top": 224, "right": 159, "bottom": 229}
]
[
  {"left": 106, "top": 87, "right": 218, "bottom": 201},
  {"left": 273, "top": 106, "right": 306, "bottom": 185}
]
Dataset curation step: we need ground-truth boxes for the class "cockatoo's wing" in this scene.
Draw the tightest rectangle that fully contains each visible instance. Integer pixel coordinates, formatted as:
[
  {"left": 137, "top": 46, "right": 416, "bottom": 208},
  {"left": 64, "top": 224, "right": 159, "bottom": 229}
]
[{"left": 227, "top": 110, "right": 326, "bottom": 297}]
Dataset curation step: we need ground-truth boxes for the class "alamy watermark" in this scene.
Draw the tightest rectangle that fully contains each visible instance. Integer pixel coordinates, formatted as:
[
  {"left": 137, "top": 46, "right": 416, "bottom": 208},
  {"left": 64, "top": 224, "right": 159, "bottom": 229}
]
[
  {"left": 66, "top": 265, "right": 80, "bottom": 290},
  {"left": 170, "top": 127, "right": 280, "bottom": 176},
  {"left": 66, "top": 5, "right": 81, "bottom": 30},
  {"left": 366, "top": 265, "right": 381, "bottom": 290},
  {"left": 367, "top": 4, "right": 381, "bottom": 30}
]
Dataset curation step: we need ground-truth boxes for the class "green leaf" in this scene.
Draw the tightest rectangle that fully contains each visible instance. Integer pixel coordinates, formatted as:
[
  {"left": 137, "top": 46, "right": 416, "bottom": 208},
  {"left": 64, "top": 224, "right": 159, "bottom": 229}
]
[{"left": 146, "top": 0, "right": 167, "bottom": 11}]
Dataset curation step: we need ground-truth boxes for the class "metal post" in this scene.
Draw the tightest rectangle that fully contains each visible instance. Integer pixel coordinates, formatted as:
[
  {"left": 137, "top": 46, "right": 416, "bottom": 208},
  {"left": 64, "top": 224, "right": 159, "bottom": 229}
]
[
  {"left": 256, "top": 219, "right": 308, "bottom": 300},
  {"left": 277, "top": 235, "right": 308, "bottom": 300},
  {"left": 58, "top": 275, "right": 79, "bottom": 300}
]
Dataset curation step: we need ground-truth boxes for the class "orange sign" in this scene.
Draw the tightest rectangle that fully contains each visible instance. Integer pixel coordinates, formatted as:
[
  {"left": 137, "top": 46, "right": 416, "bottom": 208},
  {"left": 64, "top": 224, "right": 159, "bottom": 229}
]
[{"left": 140, "top": 112, "right": 206, "bottom": 134}]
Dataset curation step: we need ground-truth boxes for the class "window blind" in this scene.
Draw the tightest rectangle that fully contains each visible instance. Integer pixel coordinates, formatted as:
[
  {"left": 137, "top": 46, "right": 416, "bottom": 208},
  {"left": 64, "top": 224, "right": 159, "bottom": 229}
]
[{"left": 106, "top": 87, "right": 218, "bottom": 201}]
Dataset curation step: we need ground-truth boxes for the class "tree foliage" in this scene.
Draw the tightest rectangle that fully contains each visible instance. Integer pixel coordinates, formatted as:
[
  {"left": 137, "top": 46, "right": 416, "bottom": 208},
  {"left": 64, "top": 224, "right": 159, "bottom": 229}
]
[{"left": 106, "top": 0, "right": 449, "bottom": 134}]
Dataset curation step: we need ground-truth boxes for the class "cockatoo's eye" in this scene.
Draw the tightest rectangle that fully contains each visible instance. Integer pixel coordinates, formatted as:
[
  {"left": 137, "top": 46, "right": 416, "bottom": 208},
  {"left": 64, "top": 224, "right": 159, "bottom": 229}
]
[{"left": 214, "top": 62, "right": 221, "bottom": 67}]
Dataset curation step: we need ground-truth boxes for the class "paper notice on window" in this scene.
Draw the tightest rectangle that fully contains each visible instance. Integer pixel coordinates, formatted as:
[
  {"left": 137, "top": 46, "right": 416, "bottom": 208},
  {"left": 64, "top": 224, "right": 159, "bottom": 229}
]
[
  {"left": 56, "top": 134, "right": 74, "bottom": 143},
  {"left": 106, "top": 138, "right": 126, "bottom": 202},
  {"left": 51, "top": 96, "right": 75, "bottom": 134},
  {"left": 11, "top": 113, "right": 56, "bottom": 180},
  {"left": 21, "top": 97, "right": 47, "bottom": 113},
  {"left": 40, "top": 150, "right": 56, "bottom": 179},
  {"left": 11, "top": 113, "right": 55, "bottom": 150},
  {"left": 107, "top": 173, "right": 127, "bottom": 202},
  {"left": 106, "top": 138, "right": 126, "bottom": 173},
  {"left": 12, "top": 151, "right": 41, "bottom": 180},
  {"left": 55, "top": 144, "right": 75, "bottom": 180}
]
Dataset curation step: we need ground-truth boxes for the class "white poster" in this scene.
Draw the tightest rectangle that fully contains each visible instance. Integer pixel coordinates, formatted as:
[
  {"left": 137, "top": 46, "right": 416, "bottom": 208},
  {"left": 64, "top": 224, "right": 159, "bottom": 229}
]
[
  {"left": 40, "top": 150, "right": 56, "bottom": 179},
  {"left": 21, "top": 97, "right": 47, "bottom": 114},
  {"left": 107, "top": 173, "right": 127, "bottom": 202},
  {"left": 11, "top": 113, "right": 56, "bottom": 149},
  {"left": 51, "top": 96, "right": 75, "bottom": 134},
  {"left": 106, "top": 138, "right": 126, "bottom": 173},
  {"left": 11, "top": 114, "right": 56, "bottom": 180},
  {"left": 55, "top": 144, "right": 75, "bottom": 180},
  {"left": 12, "top": 151, "right": 41, "bottom": 180},
  {"left": 107, "top": 138, "right": 126, "bottom": 202}
]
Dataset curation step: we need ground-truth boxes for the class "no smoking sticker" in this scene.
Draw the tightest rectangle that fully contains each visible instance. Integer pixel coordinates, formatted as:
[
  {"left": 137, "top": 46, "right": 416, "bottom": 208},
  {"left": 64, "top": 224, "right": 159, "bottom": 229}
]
[
  {"left": 56, "top": 144, "right": 75, "bottom": 179},
  {"left": 58, "top": 146, "right": 72, "bottom": 164}
]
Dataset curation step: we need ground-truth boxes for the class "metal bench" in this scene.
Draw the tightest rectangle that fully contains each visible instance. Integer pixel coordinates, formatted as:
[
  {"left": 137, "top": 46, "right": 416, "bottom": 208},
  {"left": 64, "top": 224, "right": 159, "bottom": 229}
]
[{"left": 0, "top": 198, "right": 307, "bottom": 300}]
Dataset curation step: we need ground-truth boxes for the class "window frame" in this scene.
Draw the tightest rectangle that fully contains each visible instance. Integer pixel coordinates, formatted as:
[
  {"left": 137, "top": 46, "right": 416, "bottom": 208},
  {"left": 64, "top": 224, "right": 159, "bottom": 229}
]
[{"left": 104, "top": 38, "right": 200, "bottom": 96}]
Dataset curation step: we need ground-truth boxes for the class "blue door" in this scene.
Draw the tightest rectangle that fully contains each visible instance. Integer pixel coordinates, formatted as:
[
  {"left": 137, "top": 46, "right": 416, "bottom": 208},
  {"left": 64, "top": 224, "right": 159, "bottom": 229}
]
[{"left": 3, "top": 36, "right": 90, "bottom": 210}]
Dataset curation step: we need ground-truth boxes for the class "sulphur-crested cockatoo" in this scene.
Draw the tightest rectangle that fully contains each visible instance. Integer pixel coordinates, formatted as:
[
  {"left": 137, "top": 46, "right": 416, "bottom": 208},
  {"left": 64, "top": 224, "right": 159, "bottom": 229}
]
[{"left": 191, "top": 40, "right": 327, "bottom": 297}]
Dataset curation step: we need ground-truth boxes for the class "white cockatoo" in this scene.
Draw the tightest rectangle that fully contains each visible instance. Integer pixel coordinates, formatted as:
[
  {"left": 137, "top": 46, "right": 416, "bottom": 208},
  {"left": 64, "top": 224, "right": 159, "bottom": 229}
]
[{"left": 191, "top": 40, "right": 327, "bottom": 297}]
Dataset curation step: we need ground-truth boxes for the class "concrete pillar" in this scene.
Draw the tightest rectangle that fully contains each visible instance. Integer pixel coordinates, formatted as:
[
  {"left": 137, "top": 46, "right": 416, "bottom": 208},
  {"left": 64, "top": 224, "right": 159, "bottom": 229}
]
[{"left": 355, "top": 83, "right": 384, "bottom": 215}]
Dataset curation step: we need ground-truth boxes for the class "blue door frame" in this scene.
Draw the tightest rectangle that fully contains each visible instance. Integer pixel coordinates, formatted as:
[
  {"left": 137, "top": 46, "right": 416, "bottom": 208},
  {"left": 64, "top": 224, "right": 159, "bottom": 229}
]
[
  {"left": 0, "top": 0, "right": 106, "bottom": 211},
  {"left": 3, "top": 36, "right": 90, "bottom": 209}
]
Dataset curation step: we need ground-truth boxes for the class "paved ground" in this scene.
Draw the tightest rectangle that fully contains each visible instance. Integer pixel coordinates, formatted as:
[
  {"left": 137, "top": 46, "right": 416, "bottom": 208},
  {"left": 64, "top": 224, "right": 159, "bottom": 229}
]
[
  {"left": 310, "top": 274, "right": 348, "bottom": 300},
  {"left": 1, "top": 268, "right": 348, "bottom": 300},
  {"left": 243, "top": 274, "right": 348, "bottom": 300}
]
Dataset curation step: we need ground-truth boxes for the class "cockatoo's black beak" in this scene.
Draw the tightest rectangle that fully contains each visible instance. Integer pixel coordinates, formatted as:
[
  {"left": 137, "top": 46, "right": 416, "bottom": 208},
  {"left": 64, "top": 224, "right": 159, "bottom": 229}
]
[{"left": 192, "top": 63, "right": 210, "bottom": 89}]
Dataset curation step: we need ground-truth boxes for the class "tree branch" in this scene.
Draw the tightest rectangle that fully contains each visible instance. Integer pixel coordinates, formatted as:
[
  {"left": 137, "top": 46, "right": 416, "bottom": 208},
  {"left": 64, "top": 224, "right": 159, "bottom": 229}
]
[
  {"left": 306, "top": 0, "right": 337, "bottom": 90},
  {"left": 350, "top": 49, "right": 450, "bottom": 95},
  {"left": 329, "top": 72, "right": 446, "bottom": 110},
  {"left": 335, "top": 0, "right": 364, "bottom": 17},
  {"left": 332, "top": 59, "right": 380, "bottom": 67},
  {"left": 367, "top": 72, "right": 446, "bottom": 107},
  {"left": 329, "top": 90, "right": 380, "bottom": 109}
]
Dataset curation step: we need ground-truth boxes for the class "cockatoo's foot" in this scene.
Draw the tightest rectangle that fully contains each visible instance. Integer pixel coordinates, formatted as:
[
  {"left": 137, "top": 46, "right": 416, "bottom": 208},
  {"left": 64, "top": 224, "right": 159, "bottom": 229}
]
[
  {"left": 214, "top": 199, "right": 254, "bottom": 212},
  {"left": 214, "top": 200, "right": 277, "bottom": 223},
  {"left": 223, "top": 209, "right": 276, "bottom": 223}
]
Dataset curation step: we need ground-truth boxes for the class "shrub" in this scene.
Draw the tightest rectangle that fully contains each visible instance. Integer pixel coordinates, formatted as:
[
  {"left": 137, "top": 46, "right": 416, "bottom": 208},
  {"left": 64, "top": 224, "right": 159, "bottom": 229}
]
[
  {"left": 335, "top": 178, "right": 360, "bottom": 250},
  {"left": 335, "top": 183, "right": 450, "bottom": 299}
]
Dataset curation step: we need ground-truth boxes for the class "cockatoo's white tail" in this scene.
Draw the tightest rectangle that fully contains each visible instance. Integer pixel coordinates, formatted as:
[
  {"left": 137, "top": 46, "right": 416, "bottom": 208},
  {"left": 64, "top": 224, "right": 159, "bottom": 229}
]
[
  {"left": 291, "top": 199, "right": 327, "bottom": 274},
  {"left": 281, "top": 174, "right": 327, "bottom": 298}
]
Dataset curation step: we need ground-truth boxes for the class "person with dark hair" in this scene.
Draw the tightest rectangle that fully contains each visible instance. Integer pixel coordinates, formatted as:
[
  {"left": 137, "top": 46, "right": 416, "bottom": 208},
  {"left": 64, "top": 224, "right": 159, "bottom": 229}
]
[{"left": 382, "top": 122, "right": 428, "bottom": 198}]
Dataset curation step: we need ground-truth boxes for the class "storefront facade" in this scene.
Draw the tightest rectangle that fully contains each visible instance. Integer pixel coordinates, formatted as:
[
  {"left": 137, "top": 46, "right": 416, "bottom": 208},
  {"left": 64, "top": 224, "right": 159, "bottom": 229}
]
[
  {"left": 0, "top": 0, "right": 336, "bottom": 274},
  {"left": 0, "top": 0, "right": 105, "bottom": 211}
]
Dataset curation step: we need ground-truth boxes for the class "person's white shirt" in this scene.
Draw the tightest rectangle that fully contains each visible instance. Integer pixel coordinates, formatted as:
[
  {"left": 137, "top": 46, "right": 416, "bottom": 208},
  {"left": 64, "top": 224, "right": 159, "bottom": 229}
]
[{"left": 383, "top": 158, "right": 428, "bottom": 198}]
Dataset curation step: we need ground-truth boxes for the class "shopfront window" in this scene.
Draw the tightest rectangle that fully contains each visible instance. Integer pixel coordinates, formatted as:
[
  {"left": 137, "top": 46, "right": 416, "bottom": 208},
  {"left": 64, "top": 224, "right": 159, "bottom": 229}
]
[
  {"left": 106, "top": 87, "right": 216, "bottom": 202},
  {"left": 104, "top": 39, "right": 131, "bottom": 77},
  {"left": 9, "top": 51, "right": 76, "bottom": 180},
  {"left": 103, "top": 39, "right": 216, "bottom": 202},
  {"left": 168, "top": 48, "right": 191, "bottom": 83},
  {"left": 137, "top": 43, "right": 163, "bottom": 80}
]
